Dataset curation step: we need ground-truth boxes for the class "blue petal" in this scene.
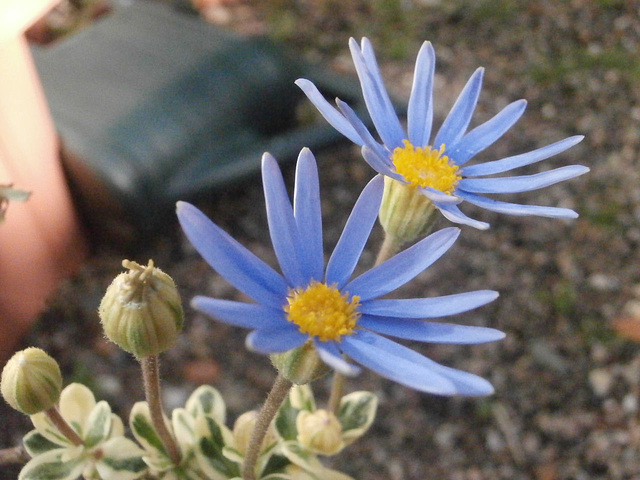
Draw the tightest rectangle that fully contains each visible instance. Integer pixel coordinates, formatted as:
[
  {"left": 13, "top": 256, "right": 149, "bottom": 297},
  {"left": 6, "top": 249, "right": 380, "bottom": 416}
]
[
  {"left": 360, "top": 290, "right": 499, "bottom": 318},
  {"left": 343, "top": 331, "right": 494, "bottom": 395},
  {"left": 262, "top": 153, "right": 306, "bottom": 287},
  {"left": 314, "top": 340, "right": 361, "bottom": 376},
  {"left": 461, "top": 136, "right": 584, "bottom": 176},
  {"left": 362, "top": 146, "right": 401, "bottom": 179},
  {"left": 337, "top": 99, "right": 395, "bottom": 173},
  {"left": 456, "top": 191, "right": 580, "bottom": 218},
  {"left": 295, "top": 79, "right": 364, "bottom": 146},
  {"left": 293, "top": 149, "right": 324, "bottom": 283},
  {"left": 446, "top": 99, "right": 527, "bottom": 166},
  {"left": 344, "top": 227, "right": 460, "bottom": 302},
  {"left": 458, "top": 165, "right": 590, "bottom": 193},
  {"left": 407, "top": 41, "right": 435, "bottom": 147},
  {"left": 326, "top": 175, "right": 384, "bottom": 289},
  {"left": 340, "top": 330, "right": 456, "bottom": 394},
  {"left": 349, "top": 38, "right": 405, "bottom": 149},
  {"left": 419, "top": 187, "right": 462, "bottom": 204},
  {"left": 245, "top": 325, "right": 307, "bottom": 354},
  {"left": 177, "top": 202, "right": 287, "bottom": 307},
  {"left": 359, "top": 316, "right": 505, "bottom": 344},
  {"left": 433, "top": 68, "right": 484, "bottom": 149},
  {"left": 192, "top": 297, "right": 286, "bottom": 329},
  {"left": 435, "top": 202, "right": 490, "bottom": 229}
]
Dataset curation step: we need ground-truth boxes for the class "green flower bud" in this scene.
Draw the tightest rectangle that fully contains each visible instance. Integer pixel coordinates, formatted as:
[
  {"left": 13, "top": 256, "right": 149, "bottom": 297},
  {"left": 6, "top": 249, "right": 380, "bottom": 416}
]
[
  {"left": 270, "top": 342, "right": 330, "bottom": 385},
  {"left": 1, "top": 348, "right": 62, "bottom": 415},
  {"left": 99, "top": 260, "right": 184, "bottom": 357},
  {"left": 296, "top": 409, "right": 344, "bottom": 455},
  {"left": 378, "top": 176, "right": 437, "bottom": 245}
]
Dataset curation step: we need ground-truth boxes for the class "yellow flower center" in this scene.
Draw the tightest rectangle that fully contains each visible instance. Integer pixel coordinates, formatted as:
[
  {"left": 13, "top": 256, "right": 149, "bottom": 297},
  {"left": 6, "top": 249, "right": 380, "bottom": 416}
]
[
  {"left": 392, "top": 140, "right": 461, "bottom": 194},
  {"left": 284, "top": 281, "right": 360, "bottom": 342}
]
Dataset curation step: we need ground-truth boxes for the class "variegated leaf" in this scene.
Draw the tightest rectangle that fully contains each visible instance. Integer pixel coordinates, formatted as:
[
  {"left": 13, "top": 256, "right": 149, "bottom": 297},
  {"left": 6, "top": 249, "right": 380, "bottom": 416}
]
[
  {"left": 59, "top": 384, "right": 97, "bottom": 438},
  {"left": 95, "top": 437, "right": 147, "bottom": 480},
  {"left": 279, "top": 441, "right": 323, "bottom": 473},
  {"left": 194, "top": 415, "right": 240, "bottom": 480},
  {"left": 129, "top": 402, "right": 169, "bottom": 458},
  {"left": 289, "top": 385, "right": 315, "bottom": 412},
  {"left": 23, "top": 430, "right": 60, "bottom": 456},
  {"left": 29, "top": 413, "right": 71, "bottom": 447},
  {"left": 186, "top": 385, "right": 226, "bottom": 424},
  {"left": 172, "top": 407, "right": 196, "bottom": 457},
  {"left": 83, "top": 401, "right": 112, "bottom": 448},
  {"left": 274, "top": 396, "right": 298, "bottom": 441},
  {"left": 18, "top": 449, "right": 85, "bottom": 480},
  {"left": 337, "top": 391, "right": 378, "bottom": 444}
]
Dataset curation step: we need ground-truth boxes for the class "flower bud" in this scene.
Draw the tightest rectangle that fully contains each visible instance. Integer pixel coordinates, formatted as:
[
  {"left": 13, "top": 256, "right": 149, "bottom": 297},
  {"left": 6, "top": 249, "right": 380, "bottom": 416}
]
[
  {"left": 99, "top": 260, "right": 184, "bottom": 357},
  {"left": 1, "top": 348, "right": 62, "bottom": 415},
  {"left": 296, "top": 409, "right": 344, "bottom": 455},
  {"left": 232, "top": 410, "right": 276, "bottom": 455},
  {"left": 270, "top": 342, "right": 330, "bottom": 385},
  {"left": 378, "top": 177, "right": 437, "bottom": 245}
]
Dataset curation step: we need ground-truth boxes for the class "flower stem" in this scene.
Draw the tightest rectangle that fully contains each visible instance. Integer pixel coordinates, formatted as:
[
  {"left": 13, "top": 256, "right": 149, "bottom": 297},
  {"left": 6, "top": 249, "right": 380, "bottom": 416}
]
[
  {"left": 375, "top": 233, "right": 403, "bottom": 266},
  {"left": 243, "top": 374, "right": 293, "bottom": 480},
  {"left": 327, "top": 233, "right": 405, "bottom": 415},
  {"left": 140, "top": 355, "right": 181, "bottom": 466},
  {"left": 0, "top": 445, "right": 30, "bottom": 465},
  {"left": 44, "top": 406, "right": 83, "bottom": 446},
  {"left": 327, "top": 370, "right": 346, "bottom": 414}
]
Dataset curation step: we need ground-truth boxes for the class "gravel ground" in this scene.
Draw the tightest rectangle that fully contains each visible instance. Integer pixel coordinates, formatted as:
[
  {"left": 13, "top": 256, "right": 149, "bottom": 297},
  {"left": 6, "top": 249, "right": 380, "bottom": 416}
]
[{"left": 2, "top": 1, "right": 640, "bottom": 479}]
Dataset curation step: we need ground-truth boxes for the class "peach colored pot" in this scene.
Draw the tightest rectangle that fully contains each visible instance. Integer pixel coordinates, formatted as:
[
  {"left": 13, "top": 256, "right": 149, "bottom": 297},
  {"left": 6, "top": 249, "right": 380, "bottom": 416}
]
[{"left": 0, "top": 1, "right": 88, "bottom": 362}]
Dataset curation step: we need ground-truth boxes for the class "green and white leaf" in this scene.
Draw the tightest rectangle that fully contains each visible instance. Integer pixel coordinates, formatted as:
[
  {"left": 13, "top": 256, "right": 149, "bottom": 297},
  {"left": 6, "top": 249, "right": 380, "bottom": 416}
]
[
  {"left": 83, "top": 401, "right": 113, "bottom": 448},
  {"left": 261, "top": 474, "right": 294, "bottom": 480},
  {"left": 59, "top": 383, "right": 97, "bottom": 438},
  {"left": 109, "top": 414, "right": 125, "bottom": 438},
  {"left": 279, "top": 441, "right": 323, "bottom": 473},
  {"left": 194, "top": 415, "right": 239, "bottom": 480},
  {"left": 337, "top": 391, "right": 378, "bottom": 444},
  {"left": 186, "top": 385, "right": 226, "bottom": 424},
  {"left": 18, "top": 448, "right": 85, "bottom": 480},
  {"left": 95, "top": 437, "right": 147, "bottom": 480},
  {"left": 172, "top": 407, "right": 196, "bottom": 457},
  {"left": 274, "top": 396, "right": 298, "bottom": 441},
  {"left": 23, "top": 430, "right": 61, "bottom": 456},
  {"left": 289, "top": 385, "right": 315, "bottom": 412},
  {"left": 29, "top": 413, "right": 72, "bottom": 447},
  {"left": 129, "top": 401, "right": 170, "bottom": 458}
]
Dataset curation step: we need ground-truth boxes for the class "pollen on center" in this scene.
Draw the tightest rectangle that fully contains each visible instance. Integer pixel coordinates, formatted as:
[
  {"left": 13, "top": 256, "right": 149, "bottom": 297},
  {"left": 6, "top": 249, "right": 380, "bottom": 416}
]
[
  {"left": 392, "top": 140, "right": 461, "bottom": 194},
  {"left": 284, "top": 281, "right": 360, "bottom": 342}
]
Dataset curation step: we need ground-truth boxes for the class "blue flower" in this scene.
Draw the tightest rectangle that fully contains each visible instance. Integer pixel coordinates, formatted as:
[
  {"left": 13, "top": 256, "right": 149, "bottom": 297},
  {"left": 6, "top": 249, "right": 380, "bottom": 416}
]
[
  {"left": 177, "top": 148, "right": 504, "bottom": 396},
  {"left": 296, "top": 38, "right": 589, "bottom": 229}
]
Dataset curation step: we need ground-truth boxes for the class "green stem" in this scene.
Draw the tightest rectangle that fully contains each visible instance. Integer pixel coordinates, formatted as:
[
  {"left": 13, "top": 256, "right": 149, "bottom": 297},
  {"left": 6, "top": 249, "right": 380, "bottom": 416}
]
[
  {"left": 140, "top": 355, "right": 181, "bottom": 466},
  {"left": 243, "top": 374, "right": 293, "bottom": 480},
  {"left": 45, "top": 406, "right": 83, "bottom": 446},
  {"left": 375, "top": 233, "right": 403, "bottom": 266}
]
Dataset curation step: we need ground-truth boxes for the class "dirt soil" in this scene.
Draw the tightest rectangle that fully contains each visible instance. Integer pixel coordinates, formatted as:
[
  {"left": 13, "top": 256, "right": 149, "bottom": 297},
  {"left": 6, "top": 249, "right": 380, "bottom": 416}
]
[{"left": 2, "top": 1, "right": 640, "bottom": 479}]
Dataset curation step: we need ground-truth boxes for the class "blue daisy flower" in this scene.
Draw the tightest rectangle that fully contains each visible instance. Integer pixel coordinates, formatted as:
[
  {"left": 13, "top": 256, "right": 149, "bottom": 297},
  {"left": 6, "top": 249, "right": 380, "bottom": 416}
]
[
  {"left": 296, "top": 38, "right": 589, "bottom": 230},
  {"left": 177, "top": 148, "right": 504, "bottom": 396}
]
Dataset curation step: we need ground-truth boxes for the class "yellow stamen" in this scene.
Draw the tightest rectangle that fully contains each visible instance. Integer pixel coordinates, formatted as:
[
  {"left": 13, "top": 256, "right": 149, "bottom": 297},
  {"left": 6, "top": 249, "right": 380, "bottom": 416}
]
[
  {"left": 284, "top": 282, "right": 360, "bottom": 342},
  {"left": 392, "top": 140, "right": 461, "bottom": 194}
]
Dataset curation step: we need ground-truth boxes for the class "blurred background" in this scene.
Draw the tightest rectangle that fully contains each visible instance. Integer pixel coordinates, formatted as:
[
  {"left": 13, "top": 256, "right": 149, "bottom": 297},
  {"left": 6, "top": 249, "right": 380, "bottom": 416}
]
[{"left": 1, "top": 0, "right": 639, "bottom": 479}]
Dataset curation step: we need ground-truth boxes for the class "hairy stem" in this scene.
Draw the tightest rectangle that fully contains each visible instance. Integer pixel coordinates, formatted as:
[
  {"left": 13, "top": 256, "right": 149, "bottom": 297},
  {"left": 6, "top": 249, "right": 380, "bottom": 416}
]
[
  {"left": 45, "top": 406, "right": 83, "bottom": 446},
  {"left": 243, "top": 374, "right": 292, "bottom": 480},
  {"left": 140, "top": 355, "right": 181, "bottom": 466}
]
